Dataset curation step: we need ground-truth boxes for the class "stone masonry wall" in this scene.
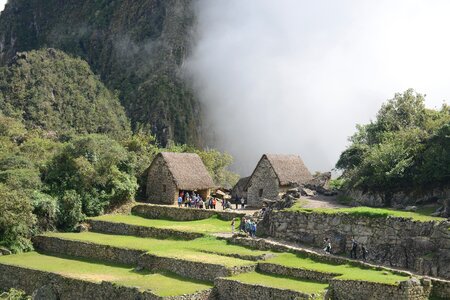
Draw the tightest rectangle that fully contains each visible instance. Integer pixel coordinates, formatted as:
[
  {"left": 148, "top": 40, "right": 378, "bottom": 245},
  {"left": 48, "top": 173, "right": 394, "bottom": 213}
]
[
  {"left": 257, "top": 262, "right": 339, "bottom": 283},
  {"left": 260, "top": 210, "right": 450, "bottom": 279},
  {"left": 329, "top": 278, "right": 432, "bottom": 300},
  {"left": 132, "top": 204, "right": 245, "bottom": 221},
  {"left": 214, "top": 278, "right": 314, "bottom": 300},
  {"left": 147, "top": 156, "right": 179, "bottom": 205},
  {"left": 0, "top": 264, "right": 214, "bottom": 300},
  {"left": 247, "top": 157, "right": 280, "bottom": 208},
  {"left": 87, "top": 219, "right": 204, "bottom": 240}
]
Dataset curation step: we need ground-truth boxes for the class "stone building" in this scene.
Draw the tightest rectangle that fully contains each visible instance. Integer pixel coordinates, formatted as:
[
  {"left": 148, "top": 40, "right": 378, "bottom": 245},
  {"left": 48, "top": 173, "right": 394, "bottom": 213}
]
[
  {"left": 231, "top": 176, "right": 250, "bottom": 200},
  {"left": 246, "top": 154, "right": 312, "bottom": 207},
  {"left": 146, "top": 152, "right": 215, "bottom": 205}
]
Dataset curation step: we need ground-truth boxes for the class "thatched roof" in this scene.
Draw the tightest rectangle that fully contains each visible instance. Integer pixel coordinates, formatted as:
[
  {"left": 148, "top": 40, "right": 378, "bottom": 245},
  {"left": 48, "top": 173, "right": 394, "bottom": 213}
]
[
  {"left": 232, "top": 176, "right": 250, "bottom": 197},
  {"left": 154, "top": 152, "right": 215, "bottom": 190},
  {"left": 254, "top": 154, "right": 312, "bottom": 186}
]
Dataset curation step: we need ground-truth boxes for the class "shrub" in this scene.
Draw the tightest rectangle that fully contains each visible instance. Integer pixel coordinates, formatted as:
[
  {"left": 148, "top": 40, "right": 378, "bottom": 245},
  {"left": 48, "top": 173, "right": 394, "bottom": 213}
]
[
  {"left": 31, "top": 192, "right": 58, "bottom": 232},
  {"left": 58, "top": 190, "right": 84, "bottom": 231},
  {"left": 0, "top": 184, "right": 35, "bottom": 252}
]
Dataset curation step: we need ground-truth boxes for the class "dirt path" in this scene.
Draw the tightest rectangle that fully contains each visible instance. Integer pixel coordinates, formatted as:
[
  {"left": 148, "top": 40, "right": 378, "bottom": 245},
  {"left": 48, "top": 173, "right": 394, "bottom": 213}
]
[{"left": 300, "top": 194, "right": 347, "bottom": 209}]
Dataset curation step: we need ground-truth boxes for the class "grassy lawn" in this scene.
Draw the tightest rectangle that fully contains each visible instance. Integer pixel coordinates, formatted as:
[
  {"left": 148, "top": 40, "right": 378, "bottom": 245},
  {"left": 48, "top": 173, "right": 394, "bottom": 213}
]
[
  {"left": 231, "top": 271, "right": 328, "bottom": 295},
  {"left": 44, "top": 232, "right": 264, "bottom": 267},
  {"left": 89, "top": 214, "right": 235, "bottom": 234},
  {"left": 0, "top": 252, "right": 212, "bottom": 296},
  {"left": 266, "top": 253, "right": 409, "bottom": 285},
  {"left": 286, "top": 201, "right": 445, "bottom": 222}
]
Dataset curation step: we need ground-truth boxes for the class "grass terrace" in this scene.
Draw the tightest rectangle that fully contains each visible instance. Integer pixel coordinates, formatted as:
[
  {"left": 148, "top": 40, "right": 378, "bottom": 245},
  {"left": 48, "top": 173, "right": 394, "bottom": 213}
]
[
  {"left": 89, "top": 214, "right": 234, "bottom": 234},
  {"left": 286, "top": 201, "right": 445, "bottom": 222},
  {"left": 44, "top": 232, "right": 266, "bottom": 267},
  {"left": 266, "top": 253, "right": 409, "bottom": 285},
  {"left": 0, "top": 252, "right": 212, "bottom": 296},
  {"left": 231, "top": 271, "right": 328, "bottom": 296}
]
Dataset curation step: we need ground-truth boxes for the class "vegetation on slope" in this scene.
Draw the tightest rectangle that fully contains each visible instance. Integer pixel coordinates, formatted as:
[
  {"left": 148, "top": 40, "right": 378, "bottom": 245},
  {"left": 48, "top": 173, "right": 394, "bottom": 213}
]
[
  {"left": 336, "top": 89, "right": 450, "bottom": 194},
  {"left": 0, "top": 49, "right": 131, "bottom": 139},
  {"left": 0, "top": 0, "right": 201, "bottom": 145}
]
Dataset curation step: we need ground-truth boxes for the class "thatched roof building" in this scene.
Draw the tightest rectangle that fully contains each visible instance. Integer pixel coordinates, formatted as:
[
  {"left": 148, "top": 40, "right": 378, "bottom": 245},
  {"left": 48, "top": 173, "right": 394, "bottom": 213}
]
[
  {"left": 231, "top": 176, "right": 250, "bottom": 200},
  {"left": 146, "top": 152, "right": 215, "bottom": 204},
  {"left": 246, "top": 154, "right": 312, "bottom": 207}
]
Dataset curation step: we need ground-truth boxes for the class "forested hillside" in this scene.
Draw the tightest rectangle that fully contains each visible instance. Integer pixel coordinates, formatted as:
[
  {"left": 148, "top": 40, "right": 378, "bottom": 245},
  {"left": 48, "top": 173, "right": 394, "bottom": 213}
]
[{"left": 0, "top": 0, "right": 201, "bottom": 146}]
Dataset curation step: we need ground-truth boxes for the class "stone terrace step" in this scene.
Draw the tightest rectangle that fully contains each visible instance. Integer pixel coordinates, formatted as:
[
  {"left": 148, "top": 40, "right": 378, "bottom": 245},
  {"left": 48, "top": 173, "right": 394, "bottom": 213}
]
[
  {"left": 0, "top": 252, "right": 213, "bottom": 300},
  {"left": 216, "top": 271, "right": 328, "bottom": 300},
  {"left": 32, "top": 234, "right": 257, "bottom": 282},
  {"left": 132, "top": 204, "right": 246, "bottom": 221}
]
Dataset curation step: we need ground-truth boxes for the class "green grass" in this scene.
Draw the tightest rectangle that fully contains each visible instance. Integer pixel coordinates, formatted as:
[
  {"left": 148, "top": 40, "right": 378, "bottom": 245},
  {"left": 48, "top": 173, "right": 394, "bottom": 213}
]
[
  {"left": 0, "top": 252, "right": 212, "bottom": 296},
  {"left": 89, "top": 214, "right": 235, "bottom": 234},
  {"left": 231, "top": 271, "right": 327, "bottom": 295},
  {"left": 266, "top": 253, "right": 409, "bottom": 285},
  {"left": 286, "top": 202, "right": 445, "bottom": 222},
  {"left": 44, "top": 232, "right": 265, "bottom": 267}
]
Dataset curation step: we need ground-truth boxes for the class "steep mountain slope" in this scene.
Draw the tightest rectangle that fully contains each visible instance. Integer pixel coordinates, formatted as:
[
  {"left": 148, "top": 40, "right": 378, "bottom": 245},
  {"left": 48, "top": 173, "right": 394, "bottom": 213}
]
[
  {"left": 0, "top": 0, "right": 201, "bottom": 145},
  {"left": 0, "top": 48, "right": 131, "bottom": 138}
]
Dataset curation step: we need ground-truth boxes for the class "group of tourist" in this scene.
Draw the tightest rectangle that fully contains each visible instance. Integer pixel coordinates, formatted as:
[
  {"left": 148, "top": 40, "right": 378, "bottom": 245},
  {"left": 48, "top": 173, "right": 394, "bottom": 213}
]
[
  {"left": 323, "top": 236, "right": 368, "bottom": 261},
  {"left": 178, "top": 191, "right": 218, "bottom": 209},
  {"left": 239, "top": 218, "right": 256, "bottom": 237}
]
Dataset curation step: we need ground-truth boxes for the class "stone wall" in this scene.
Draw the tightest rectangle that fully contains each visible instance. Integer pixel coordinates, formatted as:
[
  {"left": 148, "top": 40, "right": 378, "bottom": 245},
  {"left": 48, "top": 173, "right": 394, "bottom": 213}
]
[
  {"left": 246, "top": 157, "right": 280, "bottom": 208},
  {"left": 259, "top": 210, "right": 450, "bottom": 279},
  {"left": 257, "top": 263, "right": 338, "bottom": 283},
  {"left": 430, "top": 278, "right": 450, "bottom": 299},
  {"left": 214, "top": 278, "right": 315, "bottom": 300},
  {"left": 0, "top": 264, "right": 214, "bottom": 300},
  {"left": 33, "top": 236, "right": 255, "bottom": 282},
  {"left": 329, "top": 278, "right": 432, "bottom": 300},
  {"left": 147, "top": 155, "right": 179, "bottom": 205},
  {"left": 132, "top": 204, "right": 245, "bottom": 221},
  {"left": 87, "top": 219, "right": 203, "bottom": 240}
]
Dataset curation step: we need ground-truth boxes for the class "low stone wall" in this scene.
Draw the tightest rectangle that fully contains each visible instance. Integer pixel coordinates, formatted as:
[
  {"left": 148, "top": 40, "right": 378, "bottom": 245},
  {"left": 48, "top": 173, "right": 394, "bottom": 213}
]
[
  {"left": 258, "top": 210, "right": 450, "bottom": 279},
  {"left": 87, "top": 219, "right": 203, "bottom": 240},
  {"left": 214, "top": 278, "right": 315, "bottom": 300},
  {"left": 33, "top": 236, "right": 255, "bottom": 282},
  {"left": 430, "top": 278, "right": 450, "bottom": 299},
  {"left": 33, "top": 236, "right": 144, "bottom": 265},
  {"left": 132, "top": 204, "right": 245, "bottom": 221},
  {"left": 257, "top": 262, "right": 338, "bottom": 283},
  {"left": 0, "top": 263, "right": 214, "bottom": 300},
  {"left": 329, "top": 278, "right": 432, "bottom": 300}
]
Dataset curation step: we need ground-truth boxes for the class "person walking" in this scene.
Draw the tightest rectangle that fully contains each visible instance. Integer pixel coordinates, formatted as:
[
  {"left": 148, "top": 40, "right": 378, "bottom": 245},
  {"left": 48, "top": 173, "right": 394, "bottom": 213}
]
[
  {"left": 177, "top": 195, "right": 183, "bottom": 208},
  {"left": 231, "top": 218, "right": 236, "bottom": 234},
  {"left": 324, "top": 238, "right": 332, "bottom": 254},
  {"left": 350, "top": 237, "right": 358, "bottom": 259}
]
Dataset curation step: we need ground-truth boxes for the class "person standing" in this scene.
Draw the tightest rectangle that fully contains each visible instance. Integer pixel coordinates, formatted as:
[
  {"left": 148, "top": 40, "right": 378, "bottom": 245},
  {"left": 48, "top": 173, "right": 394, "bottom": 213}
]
[
  {"left": 241, "top": 197, "right": 245, "bottom": 209},
  {"left": 361, "top": 244, "right": 368, "bottom": 261},
  {"left": 235, "top": 196, "right": 240, "bottom": 209},
  {"left": 324, "top": 238, "right": 332, "bottom": 254},
  {"left": 350, "top": 237, "right": 358, "bottom": 259},
  {"left": 177, "top": 195, "right": 183, "bottom": 208},
  {"left": 231, "top": 218, "right": 236, "bottom": 234}
]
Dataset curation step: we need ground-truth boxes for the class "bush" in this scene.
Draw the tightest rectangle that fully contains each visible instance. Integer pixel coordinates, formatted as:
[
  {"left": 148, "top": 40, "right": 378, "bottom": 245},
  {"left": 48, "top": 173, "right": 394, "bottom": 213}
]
[
  {"left": 0, "top": 289, "right": 30, "bottom": 300},
  {"left": 45, "top": 134, "right": 138, "bottom": 217},
  {"left": 0, "top": 184, "right": 35, "bottom": 252},
  {"left": 57, "top": 190, "right": 84, "bottom": 231},
  {"left": 31, "top": 192, "right": 58, "bottom": 232}
]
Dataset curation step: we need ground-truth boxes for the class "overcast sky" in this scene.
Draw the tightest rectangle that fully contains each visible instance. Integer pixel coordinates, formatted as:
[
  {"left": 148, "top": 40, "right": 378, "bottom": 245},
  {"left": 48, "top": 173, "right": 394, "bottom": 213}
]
[
  {"left": 185, "top": 0, "right": 450, "bottom": 175},
  {"left": 0, "top": 0, "right": 5, "bottom": 12}
]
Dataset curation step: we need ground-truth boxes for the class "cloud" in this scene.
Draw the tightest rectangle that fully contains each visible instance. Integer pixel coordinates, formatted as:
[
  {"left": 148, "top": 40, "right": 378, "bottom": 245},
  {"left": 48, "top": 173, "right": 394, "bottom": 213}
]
[
  {"left": 0, "top": 0, "right": 6, "bottom": 12},
  {"left": 184, "top": 0, "right": 450, "bottom": 175}
]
